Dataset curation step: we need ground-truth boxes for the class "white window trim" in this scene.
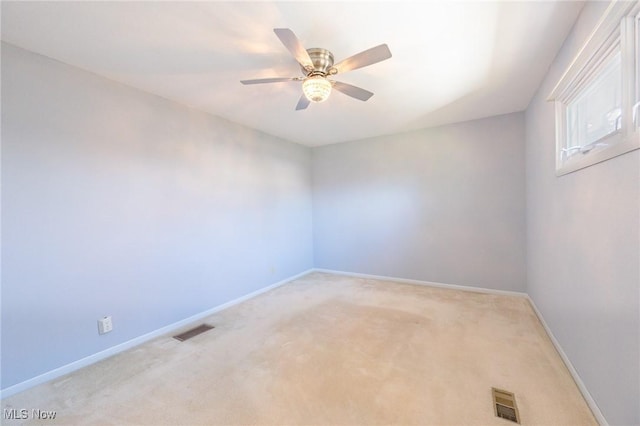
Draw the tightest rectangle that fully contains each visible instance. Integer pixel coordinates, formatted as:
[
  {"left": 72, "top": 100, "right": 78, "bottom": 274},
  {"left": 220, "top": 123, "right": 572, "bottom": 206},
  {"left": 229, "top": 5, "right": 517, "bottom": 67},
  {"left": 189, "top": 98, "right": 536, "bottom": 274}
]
[{"left": 548, "top": 0, "right": 640, "bottom": 176}]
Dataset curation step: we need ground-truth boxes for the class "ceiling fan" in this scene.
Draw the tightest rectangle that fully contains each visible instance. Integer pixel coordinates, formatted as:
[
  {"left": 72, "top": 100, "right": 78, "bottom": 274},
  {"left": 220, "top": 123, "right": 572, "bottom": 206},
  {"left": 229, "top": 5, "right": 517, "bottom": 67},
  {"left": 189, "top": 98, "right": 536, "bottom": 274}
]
[{"left": 241, "top": 28, "right": 392, "bottom": 110}]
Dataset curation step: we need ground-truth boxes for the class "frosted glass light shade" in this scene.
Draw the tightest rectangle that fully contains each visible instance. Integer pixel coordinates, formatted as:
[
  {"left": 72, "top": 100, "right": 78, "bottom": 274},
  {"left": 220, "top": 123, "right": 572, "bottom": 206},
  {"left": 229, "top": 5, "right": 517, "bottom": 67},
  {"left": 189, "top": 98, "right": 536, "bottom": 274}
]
[{"left": 302, "top": 76, "right": 332, "bottom": 103}]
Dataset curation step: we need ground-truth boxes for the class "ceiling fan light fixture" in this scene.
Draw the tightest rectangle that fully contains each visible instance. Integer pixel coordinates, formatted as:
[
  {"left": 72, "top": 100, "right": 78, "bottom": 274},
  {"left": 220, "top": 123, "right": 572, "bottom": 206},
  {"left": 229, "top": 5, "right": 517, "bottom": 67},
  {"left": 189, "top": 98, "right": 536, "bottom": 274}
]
[
  {"left": 242, "top": 29, "right": 392, "bottom": 110},
  {"left": 302, "top": 75, "right": 332, "bottom": 103}
]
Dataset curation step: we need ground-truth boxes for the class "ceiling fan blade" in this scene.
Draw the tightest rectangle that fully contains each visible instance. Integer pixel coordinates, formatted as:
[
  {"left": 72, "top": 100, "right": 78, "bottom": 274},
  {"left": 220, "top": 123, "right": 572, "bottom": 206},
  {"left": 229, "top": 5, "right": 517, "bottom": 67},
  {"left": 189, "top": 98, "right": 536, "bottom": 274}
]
[
  {"left": 273, "top": 28, "right": 314, "bottom": 71},
  {"left": 332, "top": 44, "right": 392, "bottom": 74},
  {"left": 240, "top": 77, "right": 301, "bottom": 85},
  {"left": 295, "top": 95, "right": 310, "bottom": 111},
  {"left": 332, "top": 81, "right": 374, "bottom": 101}
]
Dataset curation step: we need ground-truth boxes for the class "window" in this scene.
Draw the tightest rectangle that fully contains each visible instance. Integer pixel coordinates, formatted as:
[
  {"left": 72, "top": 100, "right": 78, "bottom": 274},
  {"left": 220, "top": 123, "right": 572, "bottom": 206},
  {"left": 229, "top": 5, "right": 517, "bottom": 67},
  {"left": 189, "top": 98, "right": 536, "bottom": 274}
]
[
  {"left": 548, "top": 2, "right": 640, "bottom": 176},
  {"left": 564, "top": 50, "right": 621, "bottom": 159}
]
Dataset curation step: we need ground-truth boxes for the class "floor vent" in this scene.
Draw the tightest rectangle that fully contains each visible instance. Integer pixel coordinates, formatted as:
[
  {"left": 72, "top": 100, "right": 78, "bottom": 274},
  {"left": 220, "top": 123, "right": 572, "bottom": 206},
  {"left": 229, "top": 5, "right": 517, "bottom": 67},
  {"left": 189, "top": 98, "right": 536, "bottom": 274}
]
[
  {"left": 492, "top": 388, "right": 520, "bottom": 423},
  {"left": 173, "top": 324, "right": 214, "bottom": 342}
]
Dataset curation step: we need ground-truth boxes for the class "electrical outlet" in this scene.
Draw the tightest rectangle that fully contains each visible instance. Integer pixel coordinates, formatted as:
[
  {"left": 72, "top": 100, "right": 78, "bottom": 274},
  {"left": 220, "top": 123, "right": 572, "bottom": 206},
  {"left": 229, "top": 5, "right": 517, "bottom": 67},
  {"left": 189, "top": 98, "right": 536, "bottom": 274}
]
[{"left": 98, "top": 316, "right": 113, "bottom": 335}]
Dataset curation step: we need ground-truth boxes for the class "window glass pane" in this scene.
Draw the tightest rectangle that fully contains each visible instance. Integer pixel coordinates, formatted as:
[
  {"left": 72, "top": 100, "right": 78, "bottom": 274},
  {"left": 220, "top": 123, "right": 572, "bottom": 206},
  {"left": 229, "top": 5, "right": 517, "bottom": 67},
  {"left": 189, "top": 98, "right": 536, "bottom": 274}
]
[
  {"left": 566, "top": 51, "right": 622, "bottom": 150},
  {"left": 636, "top": 15, "right": 639, "bottom": 129}
]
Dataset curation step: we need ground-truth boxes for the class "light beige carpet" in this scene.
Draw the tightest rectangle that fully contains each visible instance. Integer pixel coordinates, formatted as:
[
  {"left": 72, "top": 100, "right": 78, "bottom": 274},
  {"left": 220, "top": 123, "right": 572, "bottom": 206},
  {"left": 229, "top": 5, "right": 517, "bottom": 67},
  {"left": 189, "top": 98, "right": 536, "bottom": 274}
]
[{"left": 2, "top": 272, "right": 597, "bottom": 425}]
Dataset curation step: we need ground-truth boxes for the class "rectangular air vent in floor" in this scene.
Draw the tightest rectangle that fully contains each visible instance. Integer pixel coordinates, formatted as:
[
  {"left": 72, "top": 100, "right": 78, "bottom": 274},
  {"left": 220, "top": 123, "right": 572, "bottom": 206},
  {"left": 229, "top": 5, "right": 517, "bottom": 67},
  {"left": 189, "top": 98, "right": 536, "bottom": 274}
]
[
  {"left": 492, "top": 388, "right": 520, "bottom": 423},
  {"left": 173, "top": 324, "right": 214, "bottom": 342}
]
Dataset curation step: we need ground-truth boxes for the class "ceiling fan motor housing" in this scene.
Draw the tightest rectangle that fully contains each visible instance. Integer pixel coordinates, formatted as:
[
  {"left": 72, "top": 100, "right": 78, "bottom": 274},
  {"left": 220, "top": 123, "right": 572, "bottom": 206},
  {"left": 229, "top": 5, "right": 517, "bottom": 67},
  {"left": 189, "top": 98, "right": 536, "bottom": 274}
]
[{"left": 302, "top": 48, "right": 335, "bottom": 75}]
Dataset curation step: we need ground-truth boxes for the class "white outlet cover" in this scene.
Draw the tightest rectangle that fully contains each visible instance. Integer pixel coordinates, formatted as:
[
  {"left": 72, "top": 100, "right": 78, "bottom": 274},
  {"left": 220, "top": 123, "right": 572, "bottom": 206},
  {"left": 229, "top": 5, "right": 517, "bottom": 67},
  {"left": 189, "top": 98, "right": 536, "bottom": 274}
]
[{"left": 98, "top": 316, "right": 113, "bottom": 334}]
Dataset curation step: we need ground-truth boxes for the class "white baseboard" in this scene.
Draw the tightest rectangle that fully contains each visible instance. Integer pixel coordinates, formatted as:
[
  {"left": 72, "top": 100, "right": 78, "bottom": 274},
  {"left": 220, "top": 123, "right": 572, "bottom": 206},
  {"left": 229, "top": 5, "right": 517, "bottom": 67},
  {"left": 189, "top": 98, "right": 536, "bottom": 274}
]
[
  {"left": 0, "top": 269, "right": 314, "bottom": 400},
  {"left": 526, "top": 296, "right": 608, "bottom": 426},
  {"left": 314, "top": 268, "right": 607, "bottom": 424},
  {"left": 312, "top": 268, "right": 528, "bottom": 298}
]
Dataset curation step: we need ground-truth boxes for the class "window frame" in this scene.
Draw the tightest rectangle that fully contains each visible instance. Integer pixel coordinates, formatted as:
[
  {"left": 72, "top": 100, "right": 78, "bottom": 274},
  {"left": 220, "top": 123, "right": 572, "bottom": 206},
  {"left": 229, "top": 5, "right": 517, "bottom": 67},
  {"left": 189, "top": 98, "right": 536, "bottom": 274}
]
[{"left": 548, "top": 1, "right": 640, "bottom": 176}]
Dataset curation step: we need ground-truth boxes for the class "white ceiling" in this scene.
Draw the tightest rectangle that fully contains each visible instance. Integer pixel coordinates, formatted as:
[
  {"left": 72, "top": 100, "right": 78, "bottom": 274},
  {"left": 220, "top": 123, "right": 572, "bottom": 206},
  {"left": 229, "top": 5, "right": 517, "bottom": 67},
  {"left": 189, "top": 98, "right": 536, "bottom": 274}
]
[{"left": 1, "top": 1, "right": 583, "bottom": 146}]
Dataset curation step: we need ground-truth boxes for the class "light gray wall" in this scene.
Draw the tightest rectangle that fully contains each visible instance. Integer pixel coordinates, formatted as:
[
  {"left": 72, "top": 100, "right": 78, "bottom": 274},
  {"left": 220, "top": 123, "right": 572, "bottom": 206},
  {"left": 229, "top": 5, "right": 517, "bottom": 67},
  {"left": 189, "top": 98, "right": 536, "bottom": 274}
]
[
  {"left": 312, "top": 113, "right": 526, "bottom": 292},
  {"left": 1, "top": 43, "right": 313, "bottom": 389},
  {"left": 525, "top": 2, "right": 640, "bottom": 424}
]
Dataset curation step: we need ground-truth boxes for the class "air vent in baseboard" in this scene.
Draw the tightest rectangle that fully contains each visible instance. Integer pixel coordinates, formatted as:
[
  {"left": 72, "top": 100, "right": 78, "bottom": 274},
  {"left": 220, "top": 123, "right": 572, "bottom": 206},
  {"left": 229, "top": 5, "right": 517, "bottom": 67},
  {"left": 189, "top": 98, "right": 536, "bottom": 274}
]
[
  {"left": 173, "top": 324, "right": 214, "bottom": 342},
  {"left": 492, "top": 388, "right": 520, "bottom": 423}
]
